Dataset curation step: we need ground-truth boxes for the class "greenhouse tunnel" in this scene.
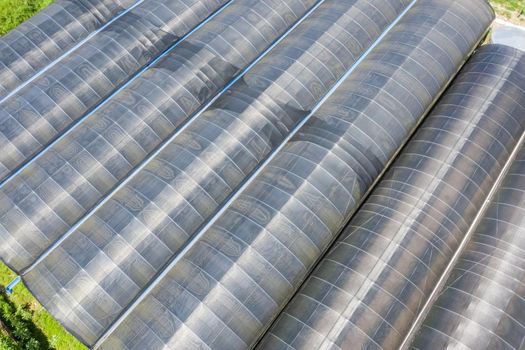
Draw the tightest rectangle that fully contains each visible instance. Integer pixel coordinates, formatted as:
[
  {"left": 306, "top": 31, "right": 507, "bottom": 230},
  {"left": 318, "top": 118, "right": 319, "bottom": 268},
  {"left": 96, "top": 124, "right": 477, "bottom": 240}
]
[
  {"left": 410, "top": 45, "right": 525, "bottom": 350},
  {"left": 13, "top": 0, "right": 416, "bottom": 345},
  {"left": 0, "top": 0, "right": 139, "bottom": 100},
  {"left": 261, "top": 43, "right": 525, "bottom": 350},
  {"left": 92, "top": 0, "right": 494, "bottom": 348},
  {"left": 0, "top": 0, "right": 321, "bottom": 274},
  {"left": 0, "top": 0, "right": 229, "bottom": 183},
  {"left": 0, "top": 0, "right": 524, "bottom": 349}
]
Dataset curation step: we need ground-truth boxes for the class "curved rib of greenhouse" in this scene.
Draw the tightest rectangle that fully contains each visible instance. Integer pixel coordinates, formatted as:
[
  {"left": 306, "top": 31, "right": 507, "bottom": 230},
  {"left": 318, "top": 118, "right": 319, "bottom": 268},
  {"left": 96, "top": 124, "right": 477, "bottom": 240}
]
[{"left": 1, "top": 0, "right": 525, "bottom": 349}]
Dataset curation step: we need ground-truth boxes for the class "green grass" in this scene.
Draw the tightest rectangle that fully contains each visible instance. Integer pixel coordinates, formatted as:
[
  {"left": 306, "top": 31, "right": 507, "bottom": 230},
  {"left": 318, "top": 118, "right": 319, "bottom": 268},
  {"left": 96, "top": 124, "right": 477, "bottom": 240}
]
[
  {"left": 490, "top": 0, "right": 525, "bottom": 23},
  {"left": 0, "top": 263, "right": 86, "bottom": 350},
  {"left": 491, "top": 0, "right": 524, "bottom": 12},
  {"left": 0, "top": 0, "right": 54, "bottom": 36}
]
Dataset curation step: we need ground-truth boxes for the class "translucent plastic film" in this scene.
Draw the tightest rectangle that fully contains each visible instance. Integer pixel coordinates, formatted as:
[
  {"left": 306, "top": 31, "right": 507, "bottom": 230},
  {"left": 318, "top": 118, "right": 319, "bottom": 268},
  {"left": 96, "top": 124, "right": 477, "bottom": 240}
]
[
  {"left": 263, "top": 43, "right": 525, "bottom": 350},
  {"left": 93, "top": 1, "right": 493, "bottom": 349},
  {"left": 22, "top": 0, "right": 414, "bottom": 346},
  {"left": 0, "top": 0, "right": 228, "bottom": 182},
  {"left": 410, "top": 45, "right": 525, "bottom": 350},
  {"left": 0, "top": 0, "right": 137, "bottom": 99},
  {"left": 0, "top": 0, "right": 318, "bottom": 273}
]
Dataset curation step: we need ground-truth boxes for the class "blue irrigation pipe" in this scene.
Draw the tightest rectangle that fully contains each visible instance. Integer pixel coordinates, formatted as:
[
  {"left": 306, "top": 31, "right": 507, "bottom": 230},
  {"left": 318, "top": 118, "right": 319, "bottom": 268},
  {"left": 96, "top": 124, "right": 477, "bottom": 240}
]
[{"left": 5, "top": 276, "right": 21, "bottom": 295}]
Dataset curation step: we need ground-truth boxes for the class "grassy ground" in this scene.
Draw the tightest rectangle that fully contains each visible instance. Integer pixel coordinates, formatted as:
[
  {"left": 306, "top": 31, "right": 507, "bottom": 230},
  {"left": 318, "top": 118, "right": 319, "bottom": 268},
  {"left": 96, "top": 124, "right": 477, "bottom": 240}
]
[
  {"left": 0, "top": 263, "right": 86, "bottom": 350},
  {"left": 490, "top": 0, "right": 525, "bottom": 25},
  {"left": 0, "top": 0, "right": 53, "bottom": 36}
]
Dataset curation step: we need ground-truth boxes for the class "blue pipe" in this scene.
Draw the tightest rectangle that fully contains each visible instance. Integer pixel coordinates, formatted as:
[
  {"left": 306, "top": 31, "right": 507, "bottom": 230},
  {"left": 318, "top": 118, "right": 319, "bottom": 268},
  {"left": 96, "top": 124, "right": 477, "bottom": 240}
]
[{"left": 5, "top": 276, "right": 21, "bottom": 295}]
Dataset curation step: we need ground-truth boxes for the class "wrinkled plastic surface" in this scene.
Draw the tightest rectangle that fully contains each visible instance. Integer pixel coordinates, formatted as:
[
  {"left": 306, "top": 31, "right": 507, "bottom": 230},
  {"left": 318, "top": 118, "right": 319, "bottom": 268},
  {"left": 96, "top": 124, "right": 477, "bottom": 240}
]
[
  {"left": 410, "top": 45, "right": 525, "bottom": 350},
  {"left": 21, "top": 0, "right": 416, "bottom": 346},
  {"left": 0, "top": 0, "right": 137, "bottom": 99},
  {"left": 263, "top": 42, "right": 525, "bottom": 350},
  {"left": 0, "top": 0, "right": 317, "bottom": 273},
  {"left": 93, "top": 1, "right": 493, "bottom": 349},
  {"left": 0, "top": 0, "right": 227, "bottom": 182}
]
